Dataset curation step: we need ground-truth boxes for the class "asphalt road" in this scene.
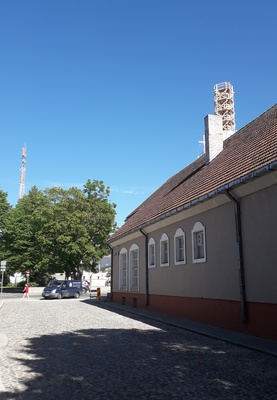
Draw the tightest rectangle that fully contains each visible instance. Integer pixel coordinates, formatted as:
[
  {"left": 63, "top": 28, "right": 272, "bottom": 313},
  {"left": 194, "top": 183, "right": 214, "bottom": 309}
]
[
  {"left": 0, "top": 293, "right": 41, "bottom": 300},
  {"left": 0, "top": 296, "right": 277, "bottom": 400}
]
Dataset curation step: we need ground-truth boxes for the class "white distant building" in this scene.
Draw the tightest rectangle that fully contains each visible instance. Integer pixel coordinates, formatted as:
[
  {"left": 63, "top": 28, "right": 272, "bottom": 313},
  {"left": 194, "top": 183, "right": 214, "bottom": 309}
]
[
  {"left": 82, "top": 255, "right": 111, "bottom": 287},
  {"left": 99, "top": 255, "right": 111, "bottom": 270},
  {"left": 9, "top": 272, "right": 25, "bottom": 285}
]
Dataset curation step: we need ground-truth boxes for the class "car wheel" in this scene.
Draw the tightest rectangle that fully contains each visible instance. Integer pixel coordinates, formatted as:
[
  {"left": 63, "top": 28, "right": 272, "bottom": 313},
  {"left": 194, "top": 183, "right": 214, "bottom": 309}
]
[{"left": 74, "top": 292, "right": 80, "bottom": 299}]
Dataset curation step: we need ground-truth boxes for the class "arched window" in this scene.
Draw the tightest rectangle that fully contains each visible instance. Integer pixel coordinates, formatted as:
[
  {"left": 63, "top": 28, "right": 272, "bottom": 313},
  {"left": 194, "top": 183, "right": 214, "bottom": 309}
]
[
  {"left": 119, "top": 248, "right": 127, "bottom": 289},
  {"left": 174, "top": 228, "right": 186, "bottom": 265},
  {"left": 148, "top": 237, "right": 156, "bottom": 268},
  {"left": 192, "top": 222, "right": 206, "bottom": 263},
  {"left": 129, "top": 244, "right": 139, "bottom": 291},
  {"left": 160, "top": 233, "right": 169, "bottom": 267}
]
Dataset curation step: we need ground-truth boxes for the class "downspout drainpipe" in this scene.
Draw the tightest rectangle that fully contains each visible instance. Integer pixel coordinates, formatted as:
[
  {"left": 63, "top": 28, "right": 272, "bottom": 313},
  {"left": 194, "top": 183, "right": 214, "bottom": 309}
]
[
  {"left": 140, "top": 228, "right": 149, "bottom": 306},
  {"left": 107, "top": 244, "right": 113, "bottom": 302},
  {"left": 226, "top": 190, "right": 248, "bottom": 324}
]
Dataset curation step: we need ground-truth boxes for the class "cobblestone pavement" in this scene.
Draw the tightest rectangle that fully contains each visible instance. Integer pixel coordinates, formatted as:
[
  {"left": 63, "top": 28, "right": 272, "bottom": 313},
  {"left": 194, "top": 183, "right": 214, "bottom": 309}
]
[{"left": 0, "top": 297, "right": 277, "bottom": 400}]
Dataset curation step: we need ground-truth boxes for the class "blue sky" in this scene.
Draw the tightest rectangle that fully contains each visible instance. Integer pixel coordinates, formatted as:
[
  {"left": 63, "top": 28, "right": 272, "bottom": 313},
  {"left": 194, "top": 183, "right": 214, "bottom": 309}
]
[{"left": 0, "top": 0, "right": 276, "bottom": 227}]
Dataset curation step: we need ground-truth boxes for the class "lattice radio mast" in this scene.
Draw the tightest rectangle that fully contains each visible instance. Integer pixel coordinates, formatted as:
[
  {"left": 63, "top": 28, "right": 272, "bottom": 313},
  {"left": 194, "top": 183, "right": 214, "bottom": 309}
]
[
  {"left": 214, "top": 82, "right": 236, "bottom": 139},
  {"left": 19, "top": 146, "right": 27, "bottom": 199}
]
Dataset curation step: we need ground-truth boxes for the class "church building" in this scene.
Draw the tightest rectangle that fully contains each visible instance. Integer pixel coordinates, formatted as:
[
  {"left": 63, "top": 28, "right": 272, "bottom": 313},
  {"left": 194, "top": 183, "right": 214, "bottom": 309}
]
[{"left": 108, "top": 89, "right": 277, "bottom": 341}]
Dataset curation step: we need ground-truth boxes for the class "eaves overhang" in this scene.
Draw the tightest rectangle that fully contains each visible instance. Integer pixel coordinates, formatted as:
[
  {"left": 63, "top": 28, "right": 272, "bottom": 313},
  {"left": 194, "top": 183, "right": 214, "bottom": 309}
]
[{"left": 108, "top": 162, "right": 277, "bottom": 246}]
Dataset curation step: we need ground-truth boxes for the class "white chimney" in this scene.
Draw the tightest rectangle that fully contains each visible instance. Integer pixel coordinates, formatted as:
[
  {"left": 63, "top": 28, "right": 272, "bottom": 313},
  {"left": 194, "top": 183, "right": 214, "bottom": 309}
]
[{"left": 204, "top": 114, "right": 223, "bottom": 163}]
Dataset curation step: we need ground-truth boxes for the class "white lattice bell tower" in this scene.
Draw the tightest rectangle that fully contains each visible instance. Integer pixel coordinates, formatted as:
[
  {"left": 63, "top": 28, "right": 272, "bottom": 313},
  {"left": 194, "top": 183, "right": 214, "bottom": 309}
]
[{"left": 214, "top": 82, "right": 236, "bottom": 139}]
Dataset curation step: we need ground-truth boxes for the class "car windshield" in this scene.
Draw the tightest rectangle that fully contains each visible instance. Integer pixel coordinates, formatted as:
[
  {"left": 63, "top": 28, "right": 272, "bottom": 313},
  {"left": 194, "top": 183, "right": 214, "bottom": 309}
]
[{"left": 47, "top": 280, "right": 63, "bottom": 287}]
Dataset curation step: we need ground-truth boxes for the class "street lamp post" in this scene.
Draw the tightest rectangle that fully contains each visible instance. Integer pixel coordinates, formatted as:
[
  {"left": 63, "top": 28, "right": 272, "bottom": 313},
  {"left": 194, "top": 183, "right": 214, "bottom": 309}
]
[
  {"left": 1, "top": 260, "right": 6, "bottom": 301},
  {"left": 0, "top": 230, "right": 5, "bottom": 300}
]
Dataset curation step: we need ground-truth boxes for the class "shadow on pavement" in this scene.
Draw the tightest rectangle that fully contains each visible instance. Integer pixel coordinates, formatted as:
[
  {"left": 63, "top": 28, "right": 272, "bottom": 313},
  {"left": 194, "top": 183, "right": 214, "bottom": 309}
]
[{"left": 2, "top": 302, "right": 277, "bottom": 400}]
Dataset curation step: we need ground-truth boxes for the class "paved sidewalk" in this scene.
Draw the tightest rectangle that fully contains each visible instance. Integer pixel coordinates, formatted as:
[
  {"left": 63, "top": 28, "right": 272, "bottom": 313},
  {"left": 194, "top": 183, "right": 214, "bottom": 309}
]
[
  {"left": 1, "top": 291, "right": 277, "bottom": 357},
  {"left": 0, "top": 296, "right": 276, "bottom": 399},
  {"left": 94, "top": 299, "right": 277, "bottom": 357}
]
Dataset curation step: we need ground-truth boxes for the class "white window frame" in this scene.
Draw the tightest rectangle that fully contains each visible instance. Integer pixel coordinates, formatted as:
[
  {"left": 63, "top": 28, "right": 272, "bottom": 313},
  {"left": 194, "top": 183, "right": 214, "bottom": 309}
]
[
  {"left": 148, "top": 237, "right": 156, "bottom": 268},
  {"left": 119, "top": 248, "right": 128, "bottom": 290},
  {"left": 192, "top": 222, "right": 206, "bottom": 263},
  {"left": 129, "top": 244, "right": 139, "bottom": 291},
  {"left": 160, "top": 233, "right": 169, "bottom": 267},
  {"left": 174, "top": 228, "right": 186, "bottom": 265}
]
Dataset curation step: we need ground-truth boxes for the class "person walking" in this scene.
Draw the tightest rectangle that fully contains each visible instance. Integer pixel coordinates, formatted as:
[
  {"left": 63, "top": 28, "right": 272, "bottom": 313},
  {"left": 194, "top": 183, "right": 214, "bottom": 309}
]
[{"left": 22, "top": 283, "right": 29, "bottom": 299}]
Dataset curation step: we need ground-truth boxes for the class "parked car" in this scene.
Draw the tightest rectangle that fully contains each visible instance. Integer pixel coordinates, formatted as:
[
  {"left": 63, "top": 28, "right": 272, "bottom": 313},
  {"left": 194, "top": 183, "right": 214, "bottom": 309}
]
[
  {"left": 42, "top": 280, "right": 83, "bottom": 299},
  {"left": 47, "top": 279, "right": 63, "bottom": 286}
]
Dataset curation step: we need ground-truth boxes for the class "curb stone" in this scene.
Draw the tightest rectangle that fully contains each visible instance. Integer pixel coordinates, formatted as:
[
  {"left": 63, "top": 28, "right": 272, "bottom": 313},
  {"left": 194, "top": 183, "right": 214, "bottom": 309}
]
[{"left": 0, "top": 333, "right": 8, "bottom": 348}]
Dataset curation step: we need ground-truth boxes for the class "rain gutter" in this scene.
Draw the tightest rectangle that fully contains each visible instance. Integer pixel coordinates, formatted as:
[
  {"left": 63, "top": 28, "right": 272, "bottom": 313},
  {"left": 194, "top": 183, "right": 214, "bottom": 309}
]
[
  {"left": 140, "top": 228, "right": 149, "bottom": 306},
  {"left": 107, "top": 244, "right": 113, "bottom": 301},
  {"left": 225, "top": 191, "right": 248, "bottom": 324}
]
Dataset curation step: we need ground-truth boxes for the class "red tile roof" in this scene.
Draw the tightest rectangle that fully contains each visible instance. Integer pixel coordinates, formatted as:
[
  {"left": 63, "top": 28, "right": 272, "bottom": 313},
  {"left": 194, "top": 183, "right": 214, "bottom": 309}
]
[{"left": 109, "top": 104, "right": 277, "bottom": 242}]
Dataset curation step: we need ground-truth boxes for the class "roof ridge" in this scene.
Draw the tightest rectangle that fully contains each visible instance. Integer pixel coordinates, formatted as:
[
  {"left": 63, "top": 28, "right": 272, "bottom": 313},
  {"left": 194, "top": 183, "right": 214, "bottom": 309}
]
[{"left": 110, "top": 104, "right": 277, "bottom": 242}]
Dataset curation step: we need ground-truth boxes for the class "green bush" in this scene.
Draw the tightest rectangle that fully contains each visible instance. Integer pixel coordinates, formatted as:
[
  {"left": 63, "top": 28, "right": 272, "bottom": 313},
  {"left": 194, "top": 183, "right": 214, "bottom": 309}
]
[
  {"left": 28, "top": 281, "right": 38, "bottom": 287},
  {"left": 2, "top": 275, "right": 9, "bottom": 286},
  {"left": 16, "top": 280, "right": 38, "bottom": 287},
  {"left": 16, "top": 280, "right": 26, "bottom": 288}
]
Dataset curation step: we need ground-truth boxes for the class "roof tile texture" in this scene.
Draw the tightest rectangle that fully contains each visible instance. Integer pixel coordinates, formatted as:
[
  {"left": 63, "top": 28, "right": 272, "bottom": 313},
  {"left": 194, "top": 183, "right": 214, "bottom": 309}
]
[{"left": 110, "top": 104, "right": 277, "bottom": 241}]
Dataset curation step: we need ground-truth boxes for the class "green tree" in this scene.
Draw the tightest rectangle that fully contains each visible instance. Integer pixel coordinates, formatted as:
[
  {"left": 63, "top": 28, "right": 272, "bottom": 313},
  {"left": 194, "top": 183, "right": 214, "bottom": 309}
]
[
  {"left": 0, "top": 189, "right": 11, "bottom": 228},
  {"left": 1, "top": 186, "right": 49, "bottom": 284},
  {"left": 42, "top": 180, "right": 117, "bottom": 278},
  {"left": 0, "top": 189, "right": 12, "bottom": 261},
  {"left": 2, "top": 180, "right": 117, "bottom": 283}
]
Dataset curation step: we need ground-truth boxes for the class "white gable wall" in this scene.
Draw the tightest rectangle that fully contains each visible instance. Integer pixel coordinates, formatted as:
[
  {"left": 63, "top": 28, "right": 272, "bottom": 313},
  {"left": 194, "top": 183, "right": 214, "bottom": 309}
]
[{"left": 205, "top": 114, "right": 223, "bottom": 163}]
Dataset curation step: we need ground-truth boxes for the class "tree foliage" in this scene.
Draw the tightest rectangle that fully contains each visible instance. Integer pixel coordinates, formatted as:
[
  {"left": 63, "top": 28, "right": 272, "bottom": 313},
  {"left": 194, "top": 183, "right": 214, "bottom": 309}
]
[
  {"left": 1, "top": 180, "right": 117, "bottom": 284},
  {"left": 0, "top": 189, "right": 12, "bottom": 260},
  {"left": 0, "top": 189, "right": 11, "bottom": 227}
]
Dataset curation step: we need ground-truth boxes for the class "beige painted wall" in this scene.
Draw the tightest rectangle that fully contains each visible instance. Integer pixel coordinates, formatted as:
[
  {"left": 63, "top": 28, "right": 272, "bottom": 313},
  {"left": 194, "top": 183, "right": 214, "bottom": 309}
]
[
  {"left": 147, "top": 201, "right": 240, "bottom": 300},
  {"left": 112, "top": 202, "right": 241, "bottom": 301},
  {"left": 111, "top": 182, "right": 277, "bottom": 306},
  {"left": 241, "top": 184, "right": 277, "bottom": 303},
  {"left": 112, "top": 236, "right": 146, "bottom": 294}
]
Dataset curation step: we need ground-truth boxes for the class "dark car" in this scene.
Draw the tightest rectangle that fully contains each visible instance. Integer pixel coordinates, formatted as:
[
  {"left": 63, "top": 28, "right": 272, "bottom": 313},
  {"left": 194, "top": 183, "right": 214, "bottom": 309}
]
[{"left": 42, "top": 280, "right": 83, "bottom": 299}]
